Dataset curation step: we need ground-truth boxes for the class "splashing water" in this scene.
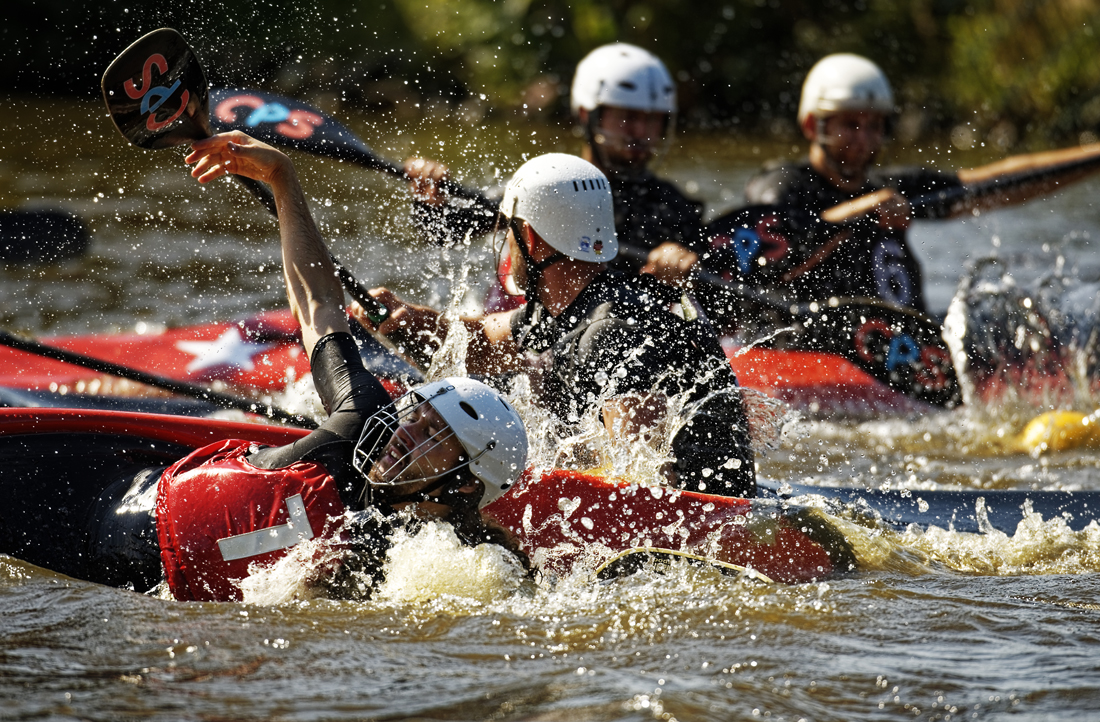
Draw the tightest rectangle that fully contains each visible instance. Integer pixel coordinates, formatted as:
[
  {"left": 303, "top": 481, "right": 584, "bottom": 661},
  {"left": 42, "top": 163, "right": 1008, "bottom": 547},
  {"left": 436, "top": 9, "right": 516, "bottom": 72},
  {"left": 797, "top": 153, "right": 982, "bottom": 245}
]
[
  {"left": 801, "top": 494, "right": 1100, "bottom": 577},
  {"left": 378, "top": 521, "right": 527, "bottom": 604},
  {"left": 945, "top": 255, "right": 1100, "bottom": 413},
  {"left": 237, "top": 534, "right": 347, "bottom": 605},
  {"left": 900, "top": 500, "right": 1100, "bottom": 576}
]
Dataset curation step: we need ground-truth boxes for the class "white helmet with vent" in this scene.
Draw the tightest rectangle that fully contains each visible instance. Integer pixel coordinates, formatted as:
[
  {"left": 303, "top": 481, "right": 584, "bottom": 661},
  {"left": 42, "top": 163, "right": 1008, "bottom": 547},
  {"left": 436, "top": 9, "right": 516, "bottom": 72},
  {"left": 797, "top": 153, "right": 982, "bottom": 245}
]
[
  {"left": 571, "top": 43, "right": 676, "bottom": 115},
  {"left": 501, "top": 153, "right": 618, "bottom": 263},
  {"left": 354, "top": 377, "right": 528, "bottom": 508},
  {"left": 798, "top": 53, "right": 894, "bottom": 124}
]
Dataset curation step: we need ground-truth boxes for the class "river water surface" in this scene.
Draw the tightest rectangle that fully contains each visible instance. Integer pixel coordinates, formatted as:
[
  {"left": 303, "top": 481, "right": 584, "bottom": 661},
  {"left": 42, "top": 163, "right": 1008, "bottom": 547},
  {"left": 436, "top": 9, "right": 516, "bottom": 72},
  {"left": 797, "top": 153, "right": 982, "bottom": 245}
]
[{"left": 2, "top": 97, "right": 1100, "bottom": 720}]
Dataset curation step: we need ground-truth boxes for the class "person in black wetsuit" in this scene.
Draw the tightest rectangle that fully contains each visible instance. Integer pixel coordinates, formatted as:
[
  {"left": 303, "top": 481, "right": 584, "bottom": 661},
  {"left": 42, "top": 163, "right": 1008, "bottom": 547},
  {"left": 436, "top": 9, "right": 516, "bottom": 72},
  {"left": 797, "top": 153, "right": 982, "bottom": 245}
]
[
  {"left": 404, "top": 43, "right": 706, "bottom": 299},
  {"left": 356, "top": 153, "right": 756, "bottom": 498},
  {"left": 72, "top": 132, "right": 529, "bottom": 600},
  {"left": 739, "top": 53, "right": 1100, "bottom": 313}
]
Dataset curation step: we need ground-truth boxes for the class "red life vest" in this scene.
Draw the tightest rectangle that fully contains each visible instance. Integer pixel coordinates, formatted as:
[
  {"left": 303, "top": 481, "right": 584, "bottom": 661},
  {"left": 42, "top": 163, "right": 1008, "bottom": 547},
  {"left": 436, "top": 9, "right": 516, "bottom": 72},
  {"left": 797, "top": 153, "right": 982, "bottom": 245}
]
[{"left": 156, "top": 438, "right": 349, "bottom": 602}]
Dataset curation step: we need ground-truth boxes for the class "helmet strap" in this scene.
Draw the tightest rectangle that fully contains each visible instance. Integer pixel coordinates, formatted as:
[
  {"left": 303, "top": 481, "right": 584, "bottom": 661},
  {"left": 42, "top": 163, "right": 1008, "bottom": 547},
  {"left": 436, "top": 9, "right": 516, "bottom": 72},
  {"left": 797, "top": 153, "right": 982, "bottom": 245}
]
[{"left": 510, "top": 217, "right": 567, "bottom": 322}]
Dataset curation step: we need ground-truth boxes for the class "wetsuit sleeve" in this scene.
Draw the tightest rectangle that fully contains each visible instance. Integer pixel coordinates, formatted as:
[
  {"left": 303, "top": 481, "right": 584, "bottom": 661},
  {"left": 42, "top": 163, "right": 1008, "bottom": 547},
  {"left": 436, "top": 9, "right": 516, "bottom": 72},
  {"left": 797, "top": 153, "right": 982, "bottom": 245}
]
[
  {"left": 248, "top": 332, "right": 392, "bottom": 471},
  {"left": 410, "top": 191, "right": 500, "bottom": 248}
]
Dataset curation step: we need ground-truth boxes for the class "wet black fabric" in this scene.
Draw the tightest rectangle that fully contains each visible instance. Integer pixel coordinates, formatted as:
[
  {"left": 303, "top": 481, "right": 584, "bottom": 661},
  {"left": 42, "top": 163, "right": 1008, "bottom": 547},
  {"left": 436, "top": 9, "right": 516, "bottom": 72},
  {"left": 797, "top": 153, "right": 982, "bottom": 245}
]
[
  {"left": 247, "top": 332, "right": 394, "bottom": 508},
  {"left": 83, "top": 466, "right": 164, "bottom": 592},
  {"left": 742, "top": 160, "right": 964, "bottom": 312},
  {"left": 510, "top": 270, "right": 756, "bottom": 497},
  {"left": 410, "top": 171, "right": 706, "bottom": 263}
]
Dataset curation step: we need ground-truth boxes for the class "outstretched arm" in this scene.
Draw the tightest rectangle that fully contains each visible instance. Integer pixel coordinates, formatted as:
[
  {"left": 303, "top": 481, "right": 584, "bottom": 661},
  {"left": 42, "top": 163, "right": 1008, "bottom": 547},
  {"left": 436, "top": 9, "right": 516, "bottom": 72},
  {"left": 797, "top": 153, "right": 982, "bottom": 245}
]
[
  {"left": 953, "top": 142, "right": 1100, "bottom": 214},
  {"left": 185, "top": 132, "right": 349, "bottom": 359}
]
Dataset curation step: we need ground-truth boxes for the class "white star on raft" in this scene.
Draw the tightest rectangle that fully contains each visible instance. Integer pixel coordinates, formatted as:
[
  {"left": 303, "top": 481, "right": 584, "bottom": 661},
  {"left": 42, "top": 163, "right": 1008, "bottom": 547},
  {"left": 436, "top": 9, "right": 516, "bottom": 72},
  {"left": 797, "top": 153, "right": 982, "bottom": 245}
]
[{"left": 176, "top": 328, "right": 278, "bottom": 375}]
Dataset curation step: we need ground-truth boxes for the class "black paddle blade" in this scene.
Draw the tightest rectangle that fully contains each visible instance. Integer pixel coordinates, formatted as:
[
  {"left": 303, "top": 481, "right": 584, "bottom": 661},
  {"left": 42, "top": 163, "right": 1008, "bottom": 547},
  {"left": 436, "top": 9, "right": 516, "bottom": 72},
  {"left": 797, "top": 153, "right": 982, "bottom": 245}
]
[
  {"left": 797, "top": 297, "right": 962, "bottom": 408},
  {"left": 101, "top": 28, "right": 211, "bottom": 149},
  {"left": 210, "top": 88, "right": 401, "bottom": 176},
  {"left": 702, "top": 204, "right": 795, "bottom": 284}
]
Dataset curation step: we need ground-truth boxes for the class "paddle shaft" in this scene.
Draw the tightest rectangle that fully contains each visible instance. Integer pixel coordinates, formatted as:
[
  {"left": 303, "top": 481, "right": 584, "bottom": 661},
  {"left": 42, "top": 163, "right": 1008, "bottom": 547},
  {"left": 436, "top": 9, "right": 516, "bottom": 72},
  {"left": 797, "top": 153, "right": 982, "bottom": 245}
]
[
  {"left": 912, "top": 149, "right": 1100, "bottom": 215},
  {"left": 618, "top": 244, "right": 806, "bottom": 317},
  {"left": 0, "top": 330, "right": 317, "bottom": 428},
  {"left": 208, "top": 87, "right": 483, "bottom": 200}
]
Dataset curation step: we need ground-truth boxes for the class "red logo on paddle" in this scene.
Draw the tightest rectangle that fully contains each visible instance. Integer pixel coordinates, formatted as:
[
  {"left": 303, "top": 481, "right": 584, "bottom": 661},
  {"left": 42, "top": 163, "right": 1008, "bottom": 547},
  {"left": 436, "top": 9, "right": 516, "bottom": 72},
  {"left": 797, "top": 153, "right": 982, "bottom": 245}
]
[
  {"left": 215, "top": 95, "right": 323, "bottom": 140},
  {"left": 125, "top": 53, "right": 189, "bottom": 131}
]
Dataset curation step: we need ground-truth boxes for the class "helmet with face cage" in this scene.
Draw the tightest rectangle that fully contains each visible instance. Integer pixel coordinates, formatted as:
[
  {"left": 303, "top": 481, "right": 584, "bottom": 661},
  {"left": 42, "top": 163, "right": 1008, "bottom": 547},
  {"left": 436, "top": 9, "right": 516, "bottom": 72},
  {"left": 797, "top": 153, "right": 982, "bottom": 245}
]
[{"left": 353, "top": 377, "right": 528, "bottom": 508}]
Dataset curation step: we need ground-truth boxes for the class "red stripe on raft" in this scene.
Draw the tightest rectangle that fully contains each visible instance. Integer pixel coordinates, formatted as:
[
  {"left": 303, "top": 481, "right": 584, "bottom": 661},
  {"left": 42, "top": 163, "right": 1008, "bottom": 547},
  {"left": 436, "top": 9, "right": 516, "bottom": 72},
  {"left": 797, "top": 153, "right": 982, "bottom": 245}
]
[
  {"left": 485, "top": 468, "right": 847, "bottom": 584},
  {"left": 0, "top": 408, "right": 309, "bottom": 448}
]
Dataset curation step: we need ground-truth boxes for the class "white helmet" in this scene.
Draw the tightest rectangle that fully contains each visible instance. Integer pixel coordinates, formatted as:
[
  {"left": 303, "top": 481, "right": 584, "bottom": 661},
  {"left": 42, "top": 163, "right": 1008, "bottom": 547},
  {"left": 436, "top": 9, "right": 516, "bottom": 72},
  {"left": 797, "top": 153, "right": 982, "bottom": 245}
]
[
  {"left": 501, "top": 153, "right": 618, "bottom": 263},
  {"left": 571, "top": 43, "right": 676, "bottom": 115},
  {"left": 798, "top": 53, "right": 894, "bottom": 124},
  {"left": 354, "top": 377, "right": 528, "bottom": 508}
]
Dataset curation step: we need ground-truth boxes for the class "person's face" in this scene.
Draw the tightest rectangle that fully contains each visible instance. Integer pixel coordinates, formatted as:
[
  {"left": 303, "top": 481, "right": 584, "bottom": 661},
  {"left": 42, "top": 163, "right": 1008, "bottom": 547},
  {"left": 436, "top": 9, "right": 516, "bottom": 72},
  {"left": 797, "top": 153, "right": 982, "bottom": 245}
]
[
  {"left": 370, "top": 404, "right": 464, "bottom": 489},
  {"left": 592, "top": 105, "right": 669, "bottom": 170},
  {"left": 813, "top": 110, "right": 887, "bottom": 174}
]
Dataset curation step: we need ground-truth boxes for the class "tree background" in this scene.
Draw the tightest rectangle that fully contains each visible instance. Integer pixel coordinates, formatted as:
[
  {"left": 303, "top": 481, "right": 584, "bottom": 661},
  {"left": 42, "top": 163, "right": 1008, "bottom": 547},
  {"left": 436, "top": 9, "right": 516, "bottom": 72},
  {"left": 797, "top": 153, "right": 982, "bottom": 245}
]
[{"left": 4, "top": 0, "right": 1098, "bottom": 146}]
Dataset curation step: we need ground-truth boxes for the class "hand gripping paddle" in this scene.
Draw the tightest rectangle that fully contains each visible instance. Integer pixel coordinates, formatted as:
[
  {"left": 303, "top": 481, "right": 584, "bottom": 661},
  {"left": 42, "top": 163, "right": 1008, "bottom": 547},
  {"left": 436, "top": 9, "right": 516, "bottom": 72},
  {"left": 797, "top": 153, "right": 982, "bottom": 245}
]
[{"left": 101, "top": 28, "right": 389, "bottom": 324}]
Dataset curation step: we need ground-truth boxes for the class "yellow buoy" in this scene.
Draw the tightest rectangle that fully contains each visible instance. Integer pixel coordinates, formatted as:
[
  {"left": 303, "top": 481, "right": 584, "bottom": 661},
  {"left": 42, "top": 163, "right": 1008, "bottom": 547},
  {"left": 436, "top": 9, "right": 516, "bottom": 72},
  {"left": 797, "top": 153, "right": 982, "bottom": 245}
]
[{"left": 1016, "top": 410, "right": 1100, "bottom": 454}]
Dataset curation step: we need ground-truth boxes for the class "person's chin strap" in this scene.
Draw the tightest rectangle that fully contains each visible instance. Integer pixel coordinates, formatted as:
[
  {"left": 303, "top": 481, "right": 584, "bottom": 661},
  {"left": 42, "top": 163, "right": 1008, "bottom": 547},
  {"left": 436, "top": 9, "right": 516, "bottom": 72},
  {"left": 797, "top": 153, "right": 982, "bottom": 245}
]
[{"left": 510, "top": 217, "right": 568, "bottom": 323}]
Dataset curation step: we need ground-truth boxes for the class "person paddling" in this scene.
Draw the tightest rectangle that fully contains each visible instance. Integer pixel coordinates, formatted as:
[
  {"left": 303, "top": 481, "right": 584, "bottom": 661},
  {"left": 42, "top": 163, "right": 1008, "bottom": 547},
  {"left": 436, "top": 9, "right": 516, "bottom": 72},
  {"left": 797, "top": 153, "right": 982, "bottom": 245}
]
[
  {"left": 79, "top": 132, "right": 529, "bottom": 601},
  {"left": 404, "top": 43, "right": 707, "bottom": 301},
  {"left": 356, "top": 153, "right": 756, "bottom": 498},
  {"left": 742, "top": 53, "right": 1100, "bottom": 313}
]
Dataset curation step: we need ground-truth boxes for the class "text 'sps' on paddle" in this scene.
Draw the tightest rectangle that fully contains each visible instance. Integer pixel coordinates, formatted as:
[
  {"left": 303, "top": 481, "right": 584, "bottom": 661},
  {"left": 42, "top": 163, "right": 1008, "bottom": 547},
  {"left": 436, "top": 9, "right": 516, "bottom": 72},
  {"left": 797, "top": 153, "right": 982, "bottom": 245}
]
[{"left": 101, "top": 28, "right": 211, "bottom": 149}]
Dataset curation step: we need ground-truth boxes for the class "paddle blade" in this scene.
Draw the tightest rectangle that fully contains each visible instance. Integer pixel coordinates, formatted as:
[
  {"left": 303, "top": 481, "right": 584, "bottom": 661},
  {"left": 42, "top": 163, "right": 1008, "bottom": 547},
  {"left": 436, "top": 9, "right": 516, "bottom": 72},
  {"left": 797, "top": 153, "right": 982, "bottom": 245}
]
[
  {"left": 101, "top": 28, "right": 211, "bottom": 149},
  {"left": 797, "top": 297, "right": 962, "bottom": 408},
  {"left": 702, "top": 204, "right": 794, "bottom": 284},
  {"left": 209, "top": 88, "right": 401, "bottom": 175}
]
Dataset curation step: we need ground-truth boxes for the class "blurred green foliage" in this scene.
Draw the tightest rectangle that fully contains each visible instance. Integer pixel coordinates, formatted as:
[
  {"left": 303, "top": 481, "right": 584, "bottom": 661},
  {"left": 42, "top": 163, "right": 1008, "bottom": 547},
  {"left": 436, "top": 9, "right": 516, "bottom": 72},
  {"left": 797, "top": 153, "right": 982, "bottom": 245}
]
[{"left": 3, "top": 0, "right": 1098, "bottom": 144}]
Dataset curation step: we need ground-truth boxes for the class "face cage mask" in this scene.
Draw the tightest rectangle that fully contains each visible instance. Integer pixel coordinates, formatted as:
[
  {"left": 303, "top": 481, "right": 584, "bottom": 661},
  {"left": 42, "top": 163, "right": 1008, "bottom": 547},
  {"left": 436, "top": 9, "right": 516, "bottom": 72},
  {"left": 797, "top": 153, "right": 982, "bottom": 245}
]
[
  {"left": 586, "top": 109, "right": 673, "bottom": 179},
  {"left": 352, "top": 393, "right": 491, "bottom": 508}
]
